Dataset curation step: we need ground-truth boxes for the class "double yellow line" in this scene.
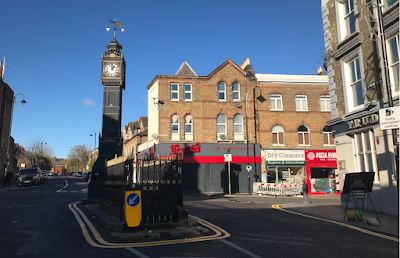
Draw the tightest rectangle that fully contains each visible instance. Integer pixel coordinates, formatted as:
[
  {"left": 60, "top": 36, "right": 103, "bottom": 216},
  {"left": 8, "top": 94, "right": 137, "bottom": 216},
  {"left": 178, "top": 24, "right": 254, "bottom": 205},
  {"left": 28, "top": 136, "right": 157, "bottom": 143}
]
[
  {"left": 68, "top": 201, "right": 230, "bottom": 248},
  {"left": 272, "top": 204, "right": 399, "bottom": 242}
]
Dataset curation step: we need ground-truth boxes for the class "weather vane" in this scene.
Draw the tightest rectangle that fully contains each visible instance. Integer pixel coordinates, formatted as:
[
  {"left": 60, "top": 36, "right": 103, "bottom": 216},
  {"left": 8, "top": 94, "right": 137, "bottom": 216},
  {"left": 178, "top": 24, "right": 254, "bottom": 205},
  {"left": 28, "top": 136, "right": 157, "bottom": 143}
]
[{"left": 106, "top": 19, "right": 124, "bottom": 39}]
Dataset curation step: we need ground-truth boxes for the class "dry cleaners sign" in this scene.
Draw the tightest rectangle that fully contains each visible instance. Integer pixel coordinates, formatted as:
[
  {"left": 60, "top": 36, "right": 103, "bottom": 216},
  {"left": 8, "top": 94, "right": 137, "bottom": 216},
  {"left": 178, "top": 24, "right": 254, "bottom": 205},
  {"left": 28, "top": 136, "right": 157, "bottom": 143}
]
[
  {"left": 347, "top": 113, "right": 379, "bottom": 130},
  {"left": 265, "top": 149, "right": 305, "bottom": 165}
]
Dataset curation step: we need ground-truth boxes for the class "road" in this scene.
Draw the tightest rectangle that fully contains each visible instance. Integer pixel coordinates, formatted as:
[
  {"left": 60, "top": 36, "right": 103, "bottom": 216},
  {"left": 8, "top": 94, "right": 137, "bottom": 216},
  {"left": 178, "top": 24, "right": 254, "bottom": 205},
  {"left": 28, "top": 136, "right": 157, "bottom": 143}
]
[{"left": 0, "top": 176, "right": 398, "bottom": 257}]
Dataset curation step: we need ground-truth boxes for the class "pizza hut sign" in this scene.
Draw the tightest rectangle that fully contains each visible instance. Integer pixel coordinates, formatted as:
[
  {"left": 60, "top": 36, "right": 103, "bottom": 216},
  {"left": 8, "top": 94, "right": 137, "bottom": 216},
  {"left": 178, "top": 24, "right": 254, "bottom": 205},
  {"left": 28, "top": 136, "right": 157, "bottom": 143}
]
[{"left": 305, "top": 150, "right": 337, "bottom": 162}]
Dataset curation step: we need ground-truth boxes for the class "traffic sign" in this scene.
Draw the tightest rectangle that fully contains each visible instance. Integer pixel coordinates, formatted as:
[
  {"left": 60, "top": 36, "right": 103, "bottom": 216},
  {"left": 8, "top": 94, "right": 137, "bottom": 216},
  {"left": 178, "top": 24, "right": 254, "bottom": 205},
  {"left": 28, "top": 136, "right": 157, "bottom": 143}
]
[
  {"left": 224, "top": 154, "right": 232, "bottom": 162},
  {"left": 379, "top": 107, "right": 399, "bottom": 130},
  {"left": 125, "top": 191, "right": 142, "bottom": 227}
]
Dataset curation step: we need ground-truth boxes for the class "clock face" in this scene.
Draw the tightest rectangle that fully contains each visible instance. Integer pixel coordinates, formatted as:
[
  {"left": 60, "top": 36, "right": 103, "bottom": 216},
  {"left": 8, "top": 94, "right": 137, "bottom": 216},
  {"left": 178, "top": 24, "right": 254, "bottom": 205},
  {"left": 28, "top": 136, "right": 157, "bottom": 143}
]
[{"left": 103, "top": 62, "right": 120, "bottom": 77}]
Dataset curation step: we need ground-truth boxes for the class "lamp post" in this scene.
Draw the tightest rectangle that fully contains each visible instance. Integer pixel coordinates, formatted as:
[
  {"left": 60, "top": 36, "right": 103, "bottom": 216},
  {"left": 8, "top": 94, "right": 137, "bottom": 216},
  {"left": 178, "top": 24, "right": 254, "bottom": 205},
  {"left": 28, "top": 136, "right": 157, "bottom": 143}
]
[
  {"left": 90, "top": 131, "right": 97, "bottom": 150},
  {"left": 244, "top": 68, "right": 256, "bottom": 195}
]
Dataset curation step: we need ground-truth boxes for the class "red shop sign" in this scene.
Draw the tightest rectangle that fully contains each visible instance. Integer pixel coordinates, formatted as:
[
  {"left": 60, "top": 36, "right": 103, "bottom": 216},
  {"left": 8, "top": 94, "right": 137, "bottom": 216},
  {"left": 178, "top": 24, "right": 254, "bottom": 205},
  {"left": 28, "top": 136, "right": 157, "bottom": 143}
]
[
  {"left": 305, "top": 150, "right": 337, "bottom": 162},
  {"left": 170, "top": 142, "right": 201, "bottom": 156}
]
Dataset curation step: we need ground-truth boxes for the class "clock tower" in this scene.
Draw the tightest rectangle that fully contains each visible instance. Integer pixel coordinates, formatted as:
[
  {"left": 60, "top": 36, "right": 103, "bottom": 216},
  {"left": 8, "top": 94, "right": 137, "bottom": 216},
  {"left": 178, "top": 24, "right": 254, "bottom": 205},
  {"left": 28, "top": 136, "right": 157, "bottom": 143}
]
[{"left": 88, "top": 21, "right": 126, "bottom": 199}]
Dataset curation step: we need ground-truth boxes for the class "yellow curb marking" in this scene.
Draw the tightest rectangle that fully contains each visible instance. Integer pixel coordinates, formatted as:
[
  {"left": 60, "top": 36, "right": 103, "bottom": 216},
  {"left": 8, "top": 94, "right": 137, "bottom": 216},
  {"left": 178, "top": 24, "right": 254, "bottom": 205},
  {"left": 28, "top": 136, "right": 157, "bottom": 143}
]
[
  {"left": 272, "top": 204, "right": 399, "bottom": 242},
  {"left": 69, "top": 201, "right": 230, "bottom": 248}
]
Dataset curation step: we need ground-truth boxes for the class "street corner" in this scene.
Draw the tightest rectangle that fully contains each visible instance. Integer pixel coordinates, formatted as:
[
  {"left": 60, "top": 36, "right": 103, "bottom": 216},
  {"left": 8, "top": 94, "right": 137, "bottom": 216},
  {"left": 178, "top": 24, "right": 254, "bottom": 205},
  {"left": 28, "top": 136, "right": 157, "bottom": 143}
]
[{"left": 69, "top": 201, "right": 230, "bottom": 248}]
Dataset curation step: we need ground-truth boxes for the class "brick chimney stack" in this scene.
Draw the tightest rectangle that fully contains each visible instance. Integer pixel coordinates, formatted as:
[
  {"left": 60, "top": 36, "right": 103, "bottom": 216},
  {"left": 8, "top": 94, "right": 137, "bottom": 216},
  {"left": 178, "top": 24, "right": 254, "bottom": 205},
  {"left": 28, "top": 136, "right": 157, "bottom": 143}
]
[{"left": 317, "top": 66, "right": 326, "bottom": 75}]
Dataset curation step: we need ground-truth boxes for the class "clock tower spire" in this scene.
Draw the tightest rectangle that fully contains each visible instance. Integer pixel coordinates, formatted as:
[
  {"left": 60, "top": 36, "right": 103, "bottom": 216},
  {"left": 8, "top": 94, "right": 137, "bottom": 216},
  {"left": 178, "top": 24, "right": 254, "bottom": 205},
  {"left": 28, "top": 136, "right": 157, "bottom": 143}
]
[{"left": 88, "top": 20, "right": 126, "bottom": 200}]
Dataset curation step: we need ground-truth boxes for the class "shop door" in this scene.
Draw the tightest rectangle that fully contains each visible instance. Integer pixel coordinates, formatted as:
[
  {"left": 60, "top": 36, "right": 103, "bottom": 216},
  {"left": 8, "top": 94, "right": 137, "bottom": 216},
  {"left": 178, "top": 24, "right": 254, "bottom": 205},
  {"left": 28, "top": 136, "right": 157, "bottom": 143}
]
[{"left": 266, "top": 167, "right": 277, "bottom": 183}]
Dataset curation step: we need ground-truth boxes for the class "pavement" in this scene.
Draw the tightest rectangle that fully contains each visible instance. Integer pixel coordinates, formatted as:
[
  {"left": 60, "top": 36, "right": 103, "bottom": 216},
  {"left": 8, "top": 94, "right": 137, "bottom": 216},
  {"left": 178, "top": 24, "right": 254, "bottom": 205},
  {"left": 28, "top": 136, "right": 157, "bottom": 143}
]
[{"left": 80, "top": 192, "right": 399, "bottom": 242}]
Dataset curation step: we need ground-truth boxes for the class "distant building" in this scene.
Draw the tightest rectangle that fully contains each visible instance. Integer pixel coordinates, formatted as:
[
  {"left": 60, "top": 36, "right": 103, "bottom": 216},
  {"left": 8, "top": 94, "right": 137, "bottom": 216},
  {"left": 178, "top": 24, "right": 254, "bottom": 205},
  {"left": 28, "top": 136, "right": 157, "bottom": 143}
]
[{"left": 138, "top": 58, "right": 334, "bottom": 194}]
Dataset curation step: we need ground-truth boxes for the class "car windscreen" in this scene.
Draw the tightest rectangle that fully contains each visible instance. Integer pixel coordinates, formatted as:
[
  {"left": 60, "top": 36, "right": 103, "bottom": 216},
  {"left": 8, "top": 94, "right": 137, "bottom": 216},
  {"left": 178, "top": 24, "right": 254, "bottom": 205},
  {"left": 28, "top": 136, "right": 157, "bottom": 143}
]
[{"left": 21, "top": 169, "right": 37, "bottom": 175}]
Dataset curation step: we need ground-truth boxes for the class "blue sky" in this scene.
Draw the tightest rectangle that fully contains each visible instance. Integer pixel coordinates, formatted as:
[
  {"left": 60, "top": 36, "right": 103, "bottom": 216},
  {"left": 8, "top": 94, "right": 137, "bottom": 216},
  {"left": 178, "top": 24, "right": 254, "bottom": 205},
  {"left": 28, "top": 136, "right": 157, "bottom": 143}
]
[{"left": 1, "top": 0, "right": 325, "bottom": 159}]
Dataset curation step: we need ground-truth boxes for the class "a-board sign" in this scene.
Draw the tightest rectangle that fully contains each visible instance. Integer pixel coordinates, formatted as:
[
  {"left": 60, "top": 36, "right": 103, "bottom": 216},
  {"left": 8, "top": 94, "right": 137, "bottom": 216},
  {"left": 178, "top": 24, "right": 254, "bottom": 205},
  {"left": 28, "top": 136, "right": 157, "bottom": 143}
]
[{"left": 342, "top": 172, "right": 375, "bottom": 194}]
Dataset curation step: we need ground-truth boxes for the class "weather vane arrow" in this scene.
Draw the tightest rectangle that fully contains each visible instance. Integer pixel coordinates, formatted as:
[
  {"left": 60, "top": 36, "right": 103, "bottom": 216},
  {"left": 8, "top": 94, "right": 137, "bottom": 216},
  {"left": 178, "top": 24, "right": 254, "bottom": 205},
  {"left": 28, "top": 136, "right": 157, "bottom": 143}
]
[{"left": 106, "top": 19, "right": 124, "bottom": 39}]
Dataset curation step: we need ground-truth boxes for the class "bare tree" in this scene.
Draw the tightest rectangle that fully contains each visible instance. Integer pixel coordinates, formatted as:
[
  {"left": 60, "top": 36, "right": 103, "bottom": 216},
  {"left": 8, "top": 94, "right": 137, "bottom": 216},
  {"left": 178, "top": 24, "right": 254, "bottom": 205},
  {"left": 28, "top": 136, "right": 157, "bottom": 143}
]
[{"left": 66, "top": 145, "right": 90, "bottom": 171}]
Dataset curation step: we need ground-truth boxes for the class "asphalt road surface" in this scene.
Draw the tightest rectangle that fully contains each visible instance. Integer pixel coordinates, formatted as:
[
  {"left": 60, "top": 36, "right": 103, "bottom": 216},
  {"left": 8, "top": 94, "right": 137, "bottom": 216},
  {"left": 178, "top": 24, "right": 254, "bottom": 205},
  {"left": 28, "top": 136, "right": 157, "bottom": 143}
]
[{"left": 0, "top": 176, "right": 398, "bottom": 258}]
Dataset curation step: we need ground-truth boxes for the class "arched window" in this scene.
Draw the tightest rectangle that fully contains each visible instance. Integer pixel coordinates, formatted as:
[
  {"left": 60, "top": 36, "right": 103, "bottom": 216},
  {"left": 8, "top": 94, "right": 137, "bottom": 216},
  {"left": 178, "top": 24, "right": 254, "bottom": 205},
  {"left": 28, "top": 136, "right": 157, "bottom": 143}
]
[
  {"left": 184, "top": 114, "right": 193, "bottom": 141},
  {"left": 232, "top": 81, "right": 240, "bottom": 101},
  {"left": 297, "top": 125, "right": 310, "bottom": 145},
  {"left": 218, "top": 82, "right": 226, "bottom": 101},
  {"left": 322, "top": 126, "right": 334, "bottom": 145},
  {"left": 272, "top": 125, "right": 285, "bottom": 145},
  {"left": 171, "top": 114, "right": 179, "bottom": 140},
  {"left": 233, "top": 114, "right": 243, "bottom": 134},
  {"left": 216, "top": 113, "right": 227, "bottom": 134}
]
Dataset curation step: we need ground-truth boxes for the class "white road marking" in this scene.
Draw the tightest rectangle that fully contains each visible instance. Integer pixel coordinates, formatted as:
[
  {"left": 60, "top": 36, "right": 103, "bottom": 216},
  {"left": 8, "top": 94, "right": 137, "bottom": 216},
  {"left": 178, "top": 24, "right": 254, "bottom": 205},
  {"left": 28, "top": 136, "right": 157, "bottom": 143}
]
[
  {"left": 80, "top": 188, "right": 88, "bottom": 192},
  {"left": 56, "top": 180, "right": 68, "bottom": 192},
  {"left": 219, "top": 239, "right": 262, "bottom": 258},
  {"left": 125, "top": 247, "right": 150, "bottom": 258}
]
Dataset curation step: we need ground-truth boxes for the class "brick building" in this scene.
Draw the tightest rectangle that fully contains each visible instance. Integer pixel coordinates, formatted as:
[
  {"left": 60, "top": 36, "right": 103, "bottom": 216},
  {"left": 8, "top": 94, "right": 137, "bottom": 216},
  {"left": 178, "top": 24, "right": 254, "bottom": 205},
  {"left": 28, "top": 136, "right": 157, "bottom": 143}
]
[
  {"left": 321, "top": 0, "right": 398, "bottom": 214},
  {"left": 122, "top": 116, "right": 148, "bottom": 161},
  {"left": 138, "top": 59, "right": 334, "bottom": 194}
]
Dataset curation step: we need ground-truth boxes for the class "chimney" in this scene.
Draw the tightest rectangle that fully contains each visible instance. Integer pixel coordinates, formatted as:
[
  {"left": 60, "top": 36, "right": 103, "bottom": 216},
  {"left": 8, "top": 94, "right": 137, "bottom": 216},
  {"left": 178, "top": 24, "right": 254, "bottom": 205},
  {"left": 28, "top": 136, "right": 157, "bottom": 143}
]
[{"left": 317, "top": 66, "right": 326, "bottom": 75}]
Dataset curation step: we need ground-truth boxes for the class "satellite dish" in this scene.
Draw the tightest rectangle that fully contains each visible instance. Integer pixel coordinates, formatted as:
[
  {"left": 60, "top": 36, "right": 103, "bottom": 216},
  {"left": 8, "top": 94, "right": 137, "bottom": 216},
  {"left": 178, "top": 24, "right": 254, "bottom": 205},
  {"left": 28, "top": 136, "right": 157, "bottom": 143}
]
[
  {"left": 152, "top": 134, "right": 158, "bottom": 139},
  {"left": 219, "top": 134, "right": 227, "bottom": 140}
]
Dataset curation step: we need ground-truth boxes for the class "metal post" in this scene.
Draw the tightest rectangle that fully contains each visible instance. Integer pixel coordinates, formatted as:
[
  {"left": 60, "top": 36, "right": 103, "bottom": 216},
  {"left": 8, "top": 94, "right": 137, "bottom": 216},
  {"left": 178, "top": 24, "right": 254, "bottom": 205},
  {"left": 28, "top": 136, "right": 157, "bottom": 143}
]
[
  {"left": 228, "top": 161, "right": 231, "bottom": 195},
  {"left": 245, "top": 74, "right": 250, "bottom": 195}
]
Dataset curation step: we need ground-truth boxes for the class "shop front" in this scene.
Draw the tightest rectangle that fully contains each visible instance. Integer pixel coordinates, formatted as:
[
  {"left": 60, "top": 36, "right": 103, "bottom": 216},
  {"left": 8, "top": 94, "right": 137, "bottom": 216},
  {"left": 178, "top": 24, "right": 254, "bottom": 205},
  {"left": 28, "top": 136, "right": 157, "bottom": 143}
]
[
  {"left": 305, "top": 150, "right": 337, "bottom": 195},
  {"left": 139, "top": 142, "right": 261, "bottom": 194},
  {"left": 264, "top": 149, "right": 305, "bottom": 186}
]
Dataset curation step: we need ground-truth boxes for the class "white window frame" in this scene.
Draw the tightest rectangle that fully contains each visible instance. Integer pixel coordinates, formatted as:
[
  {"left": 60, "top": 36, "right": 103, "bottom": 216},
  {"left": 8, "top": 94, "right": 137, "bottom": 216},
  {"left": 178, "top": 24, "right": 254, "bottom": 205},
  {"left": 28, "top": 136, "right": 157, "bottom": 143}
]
[
  {"left": 386, "top": 34, "right": 399, "bottom": 95},
  {"left": 184, "top": 114, "right": 193, "bottom": 141},
  {"left": 232, "top": 81, "right": 240, "bottom": 101},
  {"left": 295, "top": 95, "right": 308, "bottom": 111},
  {"left": 216, "top": 114, "right": 227, "bottom": 135},
  {"left": 171, "top": 114, "right": 179, "bottom": 140},
  {"left": 336, "top": 0, "right": 358, "bottom": 42},
  {"left": 184, "top": 83, "right": 192, "bottom": 101},
  {"left": 272, "top": 125, "right": 285, "bottom": 146},
  {"left": 353, "top": 130, "right": 379, "bottom": 182},
  {"left": 297, "top": 125, "right": 310, "bottom": 146},
  {"left": 270, "top": 94, "right": 283, "bottom": 111},
  {"left": 218, "top": 82, "right": 226, "bottom": 101},
  {"left": 233, "top": 114, "right": 243, "bottom": 134},
  {"left": 320, "top": 95, "right": 330, "bottom": 112},
  {"left": 171, "top": 83, "right": 179, "bottom": 101},
  {"left": 341, "top": 48, "right": 365, "bottom": 113}
]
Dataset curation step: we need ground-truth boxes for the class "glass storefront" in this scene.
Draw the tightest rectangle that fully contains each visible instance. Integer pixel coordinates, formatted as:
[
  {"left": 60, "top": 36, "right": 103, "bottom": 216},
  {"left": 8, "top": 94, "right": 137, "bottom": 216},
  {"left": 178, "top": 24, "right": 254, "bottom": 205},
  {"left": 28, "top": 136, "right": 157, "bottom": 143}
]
[
  {"left": 310, "top": 167, "right": 336, "bottom": 193},
  {"left": 266, "top": 166, "right": 304, "bottom": 184}
]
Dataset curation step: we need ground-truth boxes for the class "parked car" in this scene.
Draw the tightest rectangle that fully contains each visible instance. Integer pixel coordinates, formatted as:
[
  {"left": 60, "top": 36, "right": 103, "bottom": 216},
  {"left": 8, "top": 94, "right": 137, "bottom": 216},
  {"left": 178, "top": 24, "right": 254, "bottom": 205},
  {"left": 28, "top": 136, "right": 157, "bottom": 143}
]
[
  {"left": 47, "top": 171, "right": 54, "bottom": 176},
  {"left": 42, "top": 170, "right": 48, "bottom": 180},
  {"left": 75, "top": 171, "right": 82, "bottom": 177},
  {"left": 18, "top": 168, "right": 43, "bottom": 186},
  {"left": 82, "top": 172, "right": 91, "bottom": 181}
]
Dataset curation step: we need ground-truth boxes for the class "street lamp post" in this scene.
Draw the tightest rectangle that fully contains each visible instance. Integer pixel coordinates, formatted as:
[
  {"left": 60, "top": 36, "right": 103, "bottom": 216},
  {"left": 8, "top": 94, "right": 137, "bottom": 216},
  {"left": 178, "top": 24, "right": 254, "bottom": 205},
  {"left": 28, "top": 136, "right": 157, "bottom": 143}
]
[
  {"left": 244, "top": 68, "right": 256, "bottom": 195},
  {"left": 90, "top": 131, "right": 97, "bottom": 150}
]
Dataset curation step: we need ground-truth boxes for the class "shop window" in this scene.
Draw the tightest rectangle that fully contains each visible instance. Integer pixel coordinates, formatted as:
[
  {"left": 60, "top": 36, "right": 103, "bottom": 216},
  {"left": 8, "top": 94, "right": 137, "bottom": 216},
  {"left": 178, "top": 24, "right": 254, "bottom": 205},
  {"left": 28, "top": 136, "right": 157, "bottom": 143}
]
[
  {"left": 272, "top": 125, "right": 285, "bottom": 145},
  {"left": 184, "top": 114, "right": 193, "bottom": 141},
  {"left": 232, "top": 81, "right": 240, "bottom": 101},
  {"left": 310, "top": 168, "right": 337, "bottom": 193},
  {"left": 297, "top": 125, "right": 310, "bottom": 146},
  {"left": 218, "top": 81, "right": 226, "bottom": 101},
  {"left": 322, "top": 126, "right": 335, "bottom": 146},
  {"left": 171, "top": 114, "right": 179, "bottom": 140},
  {"left": 353, "top": 130, "right": 379, "bottom": 182}
]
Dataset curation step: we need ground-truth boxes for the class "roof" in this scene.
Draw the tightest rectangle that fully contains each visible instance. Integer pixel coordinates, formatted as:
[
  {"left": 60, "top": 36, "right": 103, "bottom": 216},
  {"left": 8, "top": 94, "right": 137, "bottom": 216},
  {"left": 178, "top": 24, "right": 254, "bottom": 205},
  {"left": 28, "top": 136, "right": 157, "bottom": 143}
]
[
  {"left": 140, "top": 116, "right": 148, "bottom": 129},
  {"left": 256, "top": 74, "right": 328, "bottom": 84},
  {"left": 175, "top": 61, "right": 197, "bottom": 77}
]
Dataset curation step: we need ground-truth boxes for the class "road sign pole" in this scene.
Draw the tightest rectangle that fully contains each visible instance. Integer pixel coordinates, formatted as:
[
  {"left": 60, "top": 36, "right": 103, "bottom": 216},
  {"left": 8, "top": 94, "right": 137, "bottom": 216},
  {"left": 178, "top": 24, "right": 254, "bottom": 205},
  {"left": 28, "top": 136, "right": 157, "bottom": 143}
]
[{"left": 228, "top": 161, "right": 231, "bottom": 195}]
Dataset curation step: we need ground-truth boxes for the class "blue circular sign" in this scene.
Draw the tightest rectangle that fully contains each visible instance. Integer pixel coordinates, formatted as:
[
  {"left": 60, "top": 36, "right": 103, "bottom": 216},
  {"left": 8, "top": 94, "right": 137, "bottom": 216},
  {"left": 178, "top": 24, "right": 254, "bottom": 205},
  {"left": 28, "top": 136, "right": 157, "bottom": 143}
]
[{"left": 127, "top": 193, "right": 140, "bottom": 207}]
